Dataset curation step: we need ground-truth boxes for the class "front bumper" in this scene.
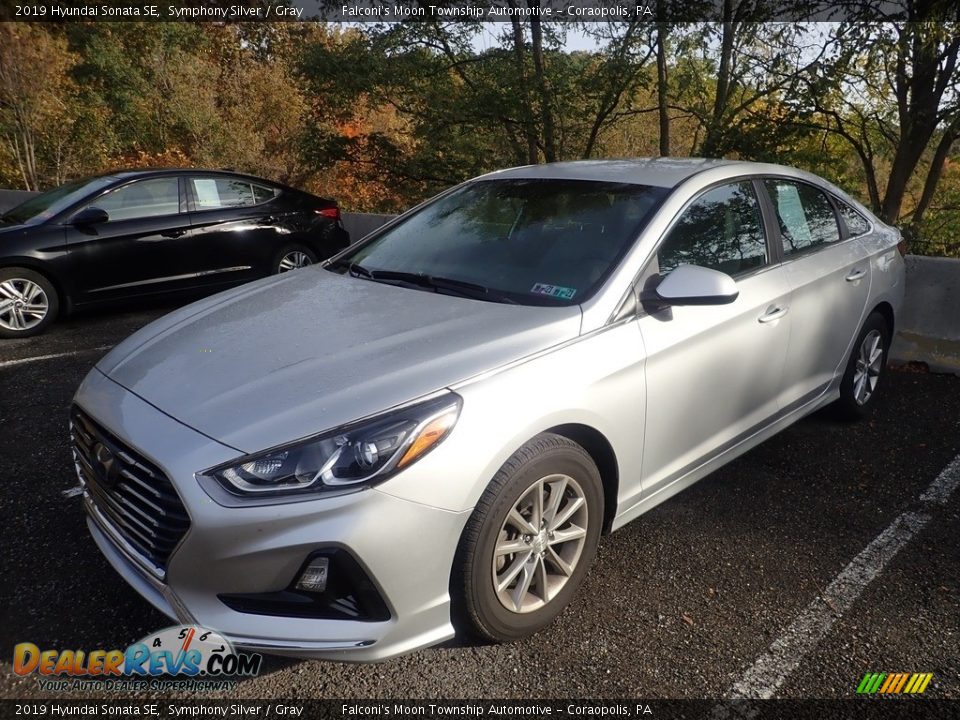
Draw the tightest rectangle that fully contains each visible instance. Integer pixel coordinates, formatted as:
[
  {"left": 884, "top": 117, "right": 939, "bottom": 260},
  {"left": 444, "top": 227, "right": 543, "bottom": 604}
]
[{"left": 75, "top": 368, "right": 470, "bottom": 662}]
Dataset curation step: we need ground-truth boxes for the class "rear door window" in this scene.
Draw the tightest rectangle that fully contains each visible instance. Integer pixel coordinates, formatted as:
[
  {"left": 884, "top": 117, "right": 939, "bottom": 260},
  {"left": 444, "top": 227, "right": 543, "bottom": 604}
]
[
  {"left": 835, "top": 198, "right": 871, "bottom": 237},
  {"left": 252, "top": 184, "right": 279, "bottom": 204},
  {"left": 764, "top": 179, "right": 840, "bottom": 256},
  {"left": 190, "top": 177, "right": 278, "bottom": 210}
]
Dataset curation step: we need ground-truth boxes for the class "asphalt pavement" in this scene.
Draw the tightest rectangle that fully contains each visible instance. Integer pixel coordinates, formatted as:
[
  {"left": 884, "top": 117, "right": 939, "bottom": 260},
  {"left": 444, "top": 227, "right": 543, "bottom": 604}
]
[{"left": 1, "top": 305, "right": 958, "bottom": 700}]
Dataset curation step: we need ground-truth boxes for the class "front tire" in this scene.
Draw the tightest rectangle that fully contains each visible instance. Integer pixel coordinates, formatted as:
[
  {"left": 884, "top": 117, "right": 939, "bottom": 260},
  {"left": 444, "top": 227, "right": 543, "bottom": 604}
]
[
  {"left": 835, "top": 311, "right": 890, "bottom": 420},
  {"left": 453, "top": 433, "right": 603, "bottom": 643},
  {"left": 0, "top": 268, "right": 58, "bottom": 338}
]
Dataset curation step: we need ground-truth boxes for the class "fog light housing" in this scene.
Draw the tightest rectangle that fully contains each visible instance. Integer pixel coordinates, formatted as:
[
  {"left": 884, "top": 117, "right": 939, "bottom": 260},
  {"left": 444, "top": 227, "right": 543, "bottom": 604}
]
[
  {"left": 218, "top": 549, "right": 390, "bottom": 621},
  {"left": 295, "top": 556, "right": 329, "bottom": 593}
]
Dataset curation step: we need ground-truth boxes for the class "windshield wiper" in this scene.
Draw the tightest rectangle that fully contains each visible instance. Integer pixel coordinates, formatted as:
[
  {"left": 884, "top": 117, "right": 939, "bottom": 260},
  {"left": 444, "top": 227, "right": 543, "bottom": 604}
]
[
  {"left": 328, "top": 259, "right": 374, "bottom": 279},
  {"left": 347, "top": 262, "right": 374, "bottom": 279},
  {"left": 348, "top": 267, "right": 517, "bottom": 304},
  {"left": 332, "top": 259, "right": 517, "bottom": 304},
  {"left": 372, "top": 271, "right": 519, "bottom": 304}
]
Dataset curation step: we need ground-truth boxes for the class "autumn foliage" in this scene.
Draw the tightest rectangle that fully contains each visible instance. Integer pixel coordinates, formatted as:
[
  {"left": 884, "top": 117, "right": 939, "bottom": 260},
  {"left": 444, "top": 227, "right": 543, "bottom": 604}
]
[{"left": 1, "top": 18, "right": 959, "bottom": 255}]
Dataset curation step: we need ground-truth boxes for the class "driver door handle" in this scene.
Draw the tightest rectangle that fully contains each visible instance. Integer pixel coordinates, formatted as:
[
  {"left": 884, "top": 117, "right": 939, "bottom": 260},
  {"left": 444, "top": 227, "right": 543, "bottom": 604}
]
[
  {"left": 758, "top": 306, "right": 789, "bottom": 323},
  {"left": 845, "top": 268, "right": 867, "bottom": 282}
]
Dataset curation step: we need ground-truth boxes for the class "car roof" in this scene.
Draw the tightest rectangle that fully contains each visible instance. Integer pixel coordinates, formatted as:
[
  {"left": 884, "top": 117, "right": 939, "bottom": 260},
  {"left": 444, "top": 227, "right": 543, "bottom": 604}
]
[
  {"left": 480, "top": 158, "right": 817, "bottom": 189},
  {"left": 97, "top": 168, "right": 282, "bottom": 184}
]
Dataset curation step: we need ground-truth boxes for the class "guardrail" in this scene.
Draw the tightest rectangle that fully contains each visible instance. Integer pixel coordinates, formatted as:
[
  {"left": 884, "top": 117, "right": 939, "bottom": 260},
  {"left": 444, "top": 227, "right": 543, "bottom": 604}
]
[{"left": 1, "top": 191, "right": 957, "bottom": 373}]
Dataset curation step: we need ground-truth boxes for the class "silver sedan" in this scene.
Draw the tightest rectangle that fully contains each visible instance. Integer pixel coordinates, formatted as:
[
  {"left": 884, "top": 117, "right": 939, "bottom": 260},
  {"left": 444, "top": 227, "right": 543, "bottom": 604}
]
[{"left": 72, "top": 159, "right": 905, "bottom": 660}]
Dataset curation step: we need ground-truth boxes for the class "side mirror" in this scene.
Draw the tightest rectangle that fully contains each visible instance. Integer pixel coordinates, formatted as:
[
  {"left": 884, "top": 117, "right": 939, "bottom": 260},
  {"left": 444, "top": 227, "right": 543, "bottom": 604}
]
[
  {"left": 71, "top": 207, "right": 109, "bottom": 226},
  {"left": 654, "top": 264, "right": 739, "bottom": 305}
]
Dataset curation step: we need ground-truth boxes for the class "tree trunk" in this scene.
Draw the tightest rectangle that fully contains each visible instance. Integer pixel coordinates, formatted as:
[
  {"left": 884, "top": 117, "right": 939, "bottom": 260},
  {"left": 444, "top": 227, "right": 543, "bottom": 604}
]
[
  {"left": 911, "top": 123, "right": 958, "bottom": 226},
  {"left": 528, "top": 14, "right": 556, "bottom": 162},
  {"left": 656, "top": 23, "right": 670, "bottom": 156},
  {"left": 505, "top": 10, "right": 538, "bottom": 164},
  {"left": 878, "top": 23, "right": 956, "bottom": 223},
  {"left": 701, "top": 6, "right": 735, "bottom": 157},
  {"left": 7, "top": 135, "right": 30, "bottom": 191},
  {"left": 881, "top": 138, "right": 929, "bottom": 222}
]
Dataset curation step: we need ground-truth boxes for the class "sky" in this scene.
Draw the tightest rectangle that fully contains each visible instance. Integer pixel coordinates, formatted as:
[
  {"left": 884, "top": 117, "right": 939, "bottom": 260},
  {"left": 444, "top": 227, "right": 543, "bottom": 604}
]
[{"left": 473, "top": 24, "right": 600, "bottom": 52}]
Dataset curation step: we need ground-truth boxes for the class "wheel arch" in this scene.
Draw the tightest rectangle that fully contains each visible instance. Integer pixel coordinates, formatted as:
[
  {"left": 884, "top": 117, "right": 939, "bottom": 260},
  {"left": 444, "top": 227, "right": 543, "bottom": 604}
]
[
  {"left": 543, "top": 423, "right": 620, "bottom": 534},
  {"left": 870, "top": 300, "right": 895, "bottom": 337}
]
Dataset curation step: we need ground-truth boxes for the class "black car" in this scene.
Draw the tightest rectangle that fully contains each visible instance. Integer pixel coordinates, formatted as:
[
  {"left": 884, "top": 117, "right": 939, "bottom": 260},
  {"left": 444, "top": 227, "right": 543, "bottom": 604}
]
[{"left": 0, "top": 169, "right": 350, "bottom": 337}]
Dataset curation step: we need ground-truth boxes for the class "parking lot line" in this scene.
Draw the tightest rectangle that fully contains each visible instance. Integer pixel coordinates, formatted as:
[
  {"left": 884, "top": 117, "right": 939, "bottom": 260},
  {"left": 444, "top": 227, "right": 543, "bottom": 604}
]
[
  {"left": 0, "top": 346, "right": 113, "bottom": 369},
  {"left": 727, "top": 453, "right": 960, "bottom": 699}
]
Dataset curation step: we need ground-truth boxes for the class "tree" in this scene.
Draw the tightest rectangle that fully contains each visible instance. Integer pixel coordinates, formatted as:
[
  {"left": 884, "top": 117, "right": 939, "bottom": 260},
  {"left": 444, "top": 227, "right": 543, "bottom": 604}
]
[
  {"left": 802, "top": 7, "right": 960, "bottom": 230},
  {"left": 299, "top": 14, "right": 660, "bottom": 200},
  {"left": 0, "top": 25, "right": 85, "bottom": 189},
  {"left": 668, "top": 17, "right": 827, "bottom": 160}
]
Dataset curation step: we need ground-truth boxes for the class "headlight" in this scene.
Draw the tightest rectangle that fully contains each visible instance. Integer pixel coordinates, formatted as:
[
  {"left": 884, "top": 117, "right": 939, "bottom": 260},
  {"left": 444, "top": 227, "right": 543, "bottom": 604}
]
[{"left": 202, "top": 393, "right": 461, "bottom": 497}]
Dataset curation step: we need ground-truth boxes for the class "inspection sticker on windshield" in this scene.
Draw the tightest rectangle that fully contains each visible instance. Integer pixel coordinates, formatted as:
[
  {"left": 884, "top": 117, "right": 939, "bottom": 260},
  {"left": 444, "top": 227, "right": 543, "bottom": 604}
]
[{"left": 530, "top": 283, "right": 577, "bottom": 300}]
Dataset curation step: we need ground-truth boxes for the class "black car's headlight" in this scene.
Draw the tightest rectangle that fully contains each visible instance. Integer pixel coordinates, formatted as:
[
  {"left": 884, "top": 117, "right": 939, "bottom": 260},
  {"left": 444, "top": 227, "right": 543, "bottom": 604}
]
[{"left": 202, "top": 393, "right": 461, "bottom": 497}]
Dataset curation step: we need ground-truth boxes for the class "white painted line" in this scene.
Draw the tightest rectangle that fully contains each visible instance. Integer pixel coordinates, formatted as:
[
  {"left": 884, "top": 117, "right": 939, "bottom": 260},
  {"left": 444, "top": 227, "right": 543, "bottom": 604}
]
[
  {"left": 919, "top": 453, "right": 960, "bottom": 506},
  {"left": 727, "top": 452, "right": 960, "bottom": 700},
  {"left": 62, "top": 486, "right": 83, "bottom": 498},
  {"left": 0, "top": 345, "right": 113, "bottom": 369}
]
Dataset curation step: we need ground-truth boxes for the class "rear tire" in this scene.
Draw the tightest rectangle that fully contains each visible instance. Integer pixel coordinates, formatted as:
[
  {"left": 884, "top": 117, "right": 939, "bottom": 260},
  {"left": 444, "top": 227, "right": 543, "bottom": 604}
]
[
  {"left": 835, "top": 311, "right": 890, "bottom": 420},
  {"left": 274, "top": 245, "right": 316, "bottom": 274},
  {"left": 0, "top": 267, "right": 58, "bottom": 338},
  {"left": 452, "top": 433, "right": 603, "bottom": 643}
]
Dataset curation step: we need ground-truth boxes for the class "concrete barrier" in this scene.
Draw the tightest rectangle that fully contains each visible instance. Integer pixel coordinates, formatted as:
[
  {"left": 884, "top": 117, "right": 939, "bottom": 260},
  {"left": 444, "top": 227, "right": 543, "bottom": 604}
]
[
  {"left": 0, "top": 189, "right": 34, "bottom": 212},
  {"left": 889, "top": 255, "right": 960, "bottom": 374},
  {"left": 341, "top": 212, "right": 395, "bottom": 243},
  {"left": 1, "top": 189, "right": 957, "bottom": 373}
]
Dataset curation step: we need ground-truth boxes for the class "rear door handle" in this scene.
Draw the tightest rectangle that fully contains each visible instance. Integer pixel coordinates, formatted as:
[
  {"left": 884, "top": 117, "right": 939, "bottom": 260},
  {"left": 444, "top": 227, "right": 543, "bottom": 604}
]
[
  {"left": 845, "top": 268, "right": 867, "bottom": 282},
  {"left": 160, "top": 229, "right": 187, "bottom": 238},
  {"left": 758, "top": 306, "right": 789, "bottom": 323}
]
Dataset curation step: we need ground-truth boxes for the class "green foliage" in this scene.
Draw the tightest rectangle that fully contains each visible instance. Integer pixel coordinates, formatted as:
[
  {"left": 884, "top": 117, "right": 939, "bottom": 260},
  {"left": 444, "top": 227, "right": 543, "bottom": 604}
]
[{"left": 1, "top": 19, "right": 958, "bottom": 256}]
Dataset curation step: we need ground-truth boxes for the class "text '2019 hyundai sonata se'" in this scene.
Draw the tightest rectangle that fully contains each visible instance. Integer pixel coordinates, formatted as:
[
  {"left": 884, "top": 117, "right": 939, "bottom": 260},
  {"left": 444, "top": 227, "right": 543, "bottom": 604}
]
[{"left": 72, "top": 159, "right": 905, "bottom": 661}]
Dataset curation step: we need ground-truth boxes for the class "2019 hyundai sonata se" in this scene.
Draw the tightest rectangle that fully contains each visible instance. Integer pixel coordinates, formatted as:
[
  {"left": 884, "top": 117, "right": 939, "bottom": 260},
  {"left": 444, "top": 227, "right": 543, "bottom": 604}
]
[
  {"left": 71, "top": 159, "right": 905, "bottom": 661},
  {"left": 0, "top": 169, "right": 349, "bottom": 337}
]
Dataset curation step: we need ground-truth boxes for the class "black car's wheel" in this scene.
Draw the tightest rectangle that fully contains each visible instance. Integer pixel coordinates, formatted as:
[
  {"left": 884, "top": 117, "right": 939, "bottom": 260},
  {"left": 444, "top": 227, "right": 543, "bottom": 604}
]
[
  {"left": 835, "top": 311, "right": 891, "bottom": 420},
  {"left": 0, "top": 268, "right": 59, "bottom": 339},
  {"left": 453, "top": 433, "right": 603, "bottom": 642},
  {"left": 275, "top": 245, "right": 317, "bottom": 274}
]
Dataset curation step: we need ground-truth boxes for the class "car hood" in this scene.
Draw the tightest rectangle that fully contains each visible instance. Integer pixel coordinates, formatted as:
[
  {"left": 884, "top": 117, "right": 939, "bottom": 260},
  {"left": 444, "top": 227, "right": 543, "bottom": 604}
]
[{"left": 97, "top": 268, "right": 582, "bottom": 453}]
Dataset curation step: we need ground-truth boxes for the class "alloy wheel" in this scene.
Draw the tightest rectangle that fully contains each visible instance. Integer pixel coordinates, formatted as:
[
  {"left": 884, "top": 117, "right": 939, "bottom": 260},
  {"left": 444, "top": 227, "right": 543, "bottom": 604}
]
[
  {"left": 278, "top": 251, "right": 312, "bottom": 272},
  {"left": 853, "top": 329, "right": 883, "bottom": 405},
  {"left": 492, "top": 473, "right": 589, "bottom": 614},
  {"left": 0, "top": 278, "right": 49, "bottom": 332}
]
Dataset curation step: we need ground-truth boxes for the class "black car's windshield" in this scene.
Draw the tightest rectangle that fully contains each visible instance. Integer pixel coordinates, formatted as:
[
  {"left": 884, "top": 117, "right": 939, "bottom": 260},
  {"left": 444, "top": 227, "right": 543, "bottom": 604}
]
[
  {"left": 330, "top": 178, "right": 668, "bottom": 306},
  {"left": 0, "top": 176, "right": 117, "bottom": 226}
]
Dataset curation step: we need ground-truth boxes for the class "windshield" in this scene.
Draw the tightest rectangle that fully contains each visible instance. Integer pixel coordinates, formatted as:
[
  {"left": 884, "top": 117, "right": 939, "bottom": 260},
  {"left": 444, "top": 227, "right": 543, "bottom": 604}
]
[
  {"left": 0, "top": 176, "right": 118, "bottom": 226},
  {"left": 330, "top": 178, "right": 668, "bottom": 306}
]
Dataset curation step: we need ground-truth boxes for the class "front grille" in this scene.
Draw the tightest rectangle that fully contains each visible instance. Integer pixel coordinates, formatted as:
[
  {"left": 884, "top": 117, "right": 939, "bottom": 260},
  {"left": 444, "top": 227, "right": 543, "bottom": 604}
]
[{"left": 71, "top": 406, "right": 190, "bottom": 575}]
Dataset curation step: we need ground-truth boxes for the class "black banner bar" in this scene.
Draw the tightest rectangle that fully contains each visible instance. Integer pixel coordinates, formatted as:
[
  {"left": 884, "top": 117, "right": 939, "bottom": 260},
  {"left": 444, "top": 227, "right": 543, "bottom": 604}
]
[
  {"left": 1, "top": 0, "right": 954, "bottom": 23},
  {"left": 0, "top": 700, "right": 956, "bottom": 720}
]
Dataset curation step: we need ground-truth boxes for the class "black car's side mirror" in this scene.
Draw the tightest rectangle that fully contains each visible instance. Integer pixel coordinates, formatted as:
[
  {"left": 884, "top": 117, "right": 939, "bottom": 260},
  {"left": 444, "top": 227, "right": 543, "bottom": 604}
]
[{"left": 71, "top": 207, "right": 109, "bottom": 226}]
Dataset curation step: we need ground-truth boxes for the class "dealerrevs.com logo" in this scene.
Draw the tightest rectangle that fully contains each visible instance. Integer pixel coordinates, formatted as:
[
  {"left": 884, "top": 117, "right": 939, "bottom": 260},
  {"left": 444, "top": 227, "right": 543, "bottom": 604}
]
[{"left": 14, "top": 625, "right": 262, "bottom": 692}]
